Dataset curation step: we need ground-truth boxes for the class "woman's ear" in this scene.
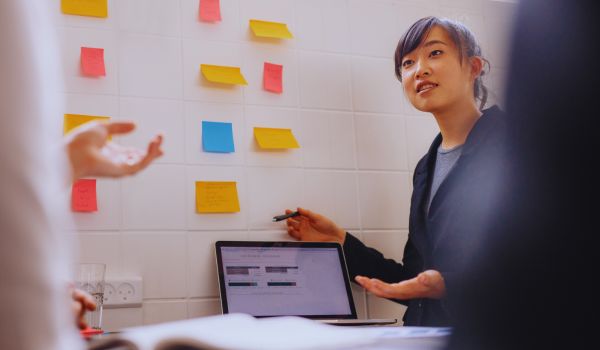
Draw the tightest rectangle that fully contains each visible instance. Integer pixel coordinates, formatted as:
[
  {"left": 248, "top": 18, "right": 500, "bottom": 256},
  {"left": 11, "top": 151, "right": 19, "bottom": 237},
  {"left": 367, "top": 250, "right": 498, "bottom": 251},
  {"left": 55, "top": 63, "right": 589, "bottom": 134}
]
[{"left": 469, "top": 56, "right": 484, "bottom": 81}]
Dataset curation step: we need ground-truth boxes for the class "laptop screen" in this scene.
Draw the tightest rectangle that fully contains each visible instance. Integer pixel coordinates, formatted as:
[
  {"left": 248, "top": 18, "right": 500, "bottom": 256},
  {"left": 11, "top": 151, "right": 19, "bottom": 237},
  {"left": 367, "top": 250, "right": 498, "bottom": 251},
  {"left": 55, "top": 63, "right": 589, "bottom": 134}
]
[{"left": 215, "top": 241, "right": 357, "bottom": 319}]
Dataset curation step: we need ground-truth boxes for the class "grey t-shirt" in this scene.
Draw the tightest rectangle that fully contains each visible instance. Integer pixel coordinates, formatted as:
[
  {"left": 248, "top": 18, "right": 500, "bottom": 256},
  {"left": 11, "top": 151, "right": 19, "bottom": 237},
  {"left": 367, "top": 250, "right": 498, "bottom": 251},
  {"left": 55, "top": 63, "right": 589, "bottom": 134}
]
[{"left": 427, "top": 144, "right": 464, "bottom": 212}]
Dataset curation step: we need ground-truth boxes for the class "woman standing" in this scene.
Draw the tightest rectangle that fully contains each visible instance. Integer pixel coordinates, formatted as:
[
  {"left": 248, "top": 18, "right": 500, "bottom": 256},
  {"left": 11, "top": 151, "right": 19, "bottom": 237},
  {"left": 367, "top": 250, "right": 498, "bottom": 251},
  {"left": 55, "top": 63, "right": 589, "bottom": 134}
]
[{"left": 284, "top": 17, "right": 507, "bottom": 326}]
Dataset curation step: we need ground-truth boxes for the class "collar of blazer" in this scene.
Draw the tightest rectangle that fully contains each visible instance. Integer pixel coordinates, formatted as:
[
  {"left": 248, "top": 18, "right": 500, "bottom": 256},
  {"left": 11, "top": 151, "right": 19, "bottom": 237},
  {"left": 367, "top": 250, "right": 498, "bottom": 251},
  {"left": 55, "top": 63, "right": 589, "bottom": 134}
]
[{"left": 415, "top": 105, "right": 505, "bottom": 177}]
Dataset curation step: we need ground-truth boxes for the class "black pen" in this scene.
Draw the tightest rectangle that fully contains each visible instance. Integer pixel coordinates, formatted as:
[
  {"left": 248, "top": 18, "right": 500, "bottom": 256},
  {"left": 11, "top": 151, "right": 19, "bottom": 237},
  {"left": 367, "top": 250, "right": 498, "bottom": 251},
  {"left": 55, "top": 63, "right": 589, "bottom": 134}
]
[{"left": 272, "top": 211, "right": 299, "bottom": 222}]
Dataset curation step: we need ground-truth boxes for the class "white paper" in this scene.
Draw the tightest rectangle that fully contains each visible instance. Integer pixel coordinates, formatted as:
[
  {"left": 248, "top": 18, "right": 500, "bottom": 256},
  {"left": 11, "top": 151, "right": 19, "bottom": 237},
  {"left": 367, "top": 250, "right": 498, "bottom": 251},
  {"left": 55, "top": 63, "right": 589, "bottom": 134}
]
[{"left": 88, "top": 314, "right": 451, "bottom": 350}]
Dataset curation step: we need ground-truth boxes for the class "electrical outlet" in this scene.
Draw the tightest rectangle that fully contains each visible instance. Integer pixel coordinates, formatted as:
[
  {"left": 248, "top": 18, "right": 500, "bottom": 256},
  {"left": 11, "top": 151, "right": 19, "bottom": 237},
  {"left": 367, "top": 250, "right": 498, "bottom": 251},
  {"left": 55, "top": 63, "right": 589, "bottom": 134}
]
[{"left": 103, "top": 277, "right": 143, "bottom": 309}]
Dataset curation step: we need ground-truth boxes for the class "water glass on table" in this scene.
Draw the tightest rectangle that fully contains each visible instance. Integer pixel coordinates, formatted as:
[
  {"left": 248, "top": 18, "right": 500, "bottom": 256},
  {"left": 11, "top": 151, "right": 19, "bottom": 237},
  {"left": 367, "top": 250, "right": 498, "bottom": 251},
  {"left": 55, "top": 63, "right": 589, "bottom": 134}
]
[{"left": 75, "top": 263, "right": 106, "bottom": 331}]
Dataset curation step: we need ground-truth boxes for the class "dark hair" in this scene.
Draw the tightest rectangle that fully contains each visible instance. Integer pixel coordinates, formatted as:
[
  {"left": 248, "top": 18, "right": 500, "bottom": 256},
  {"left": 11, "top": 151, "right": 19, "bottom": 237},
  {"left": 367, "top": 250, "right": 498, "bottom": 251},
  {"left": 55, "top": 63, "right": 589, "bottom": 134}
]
[{"left": 394, "top": 17, "right": 489, "bottom": 110}]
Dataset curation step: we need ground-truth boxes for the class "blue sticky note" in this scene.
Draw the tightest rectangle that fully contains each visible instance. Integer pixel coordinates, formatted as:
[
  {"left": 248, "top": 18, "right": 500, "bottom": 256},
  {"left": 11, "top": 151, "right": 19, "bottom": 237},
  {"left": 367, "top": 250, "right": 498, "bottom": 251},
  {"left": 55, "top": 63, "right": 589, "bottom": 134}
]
[{"left": 202, "top": 121, "right": 235, "bottom": 153}]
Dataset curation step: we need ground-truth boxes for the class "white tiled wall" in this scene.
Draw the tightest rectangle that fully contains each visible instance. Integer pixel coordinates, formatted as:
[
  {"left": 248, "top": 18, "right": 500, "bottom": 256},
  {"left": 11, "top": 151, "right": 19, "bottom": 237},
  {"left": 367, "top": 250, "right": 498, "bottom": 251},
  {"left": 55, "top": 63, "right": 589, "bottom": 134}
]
[
  {"left": 118, "top": 97, "right": 186, "bottom": 164},
  {"left": 143, "top": 300, "right": 188, "bottom": 325},
  {"left": 117, "top": 0, "right": 182, "bottom": 37},
  {"left": 355, "top": 113, "right": 408, "bottom": 170},
  {"left": 118, "top": 34, "right": 183, "bottom": 99},
  {"left": 294, "top": 0, "right": 351, "bottom": 54},
  {"left": 351, "top": 57, "right": 406, "bottom": 114},
  {"left": 187, "top": 231, "right": 248, "bottom": 298},
  {"left": 121, "top": 232, "right": 188, "bottom": 299},
  {"left": 298, "top": 110, "right": 356, "bottom": 169},
  {"left": 121, "top": 165, "right": 187, "bottom": 230},
  {"left": 59, "top": 0, "right": 516, "bottom": 329}
]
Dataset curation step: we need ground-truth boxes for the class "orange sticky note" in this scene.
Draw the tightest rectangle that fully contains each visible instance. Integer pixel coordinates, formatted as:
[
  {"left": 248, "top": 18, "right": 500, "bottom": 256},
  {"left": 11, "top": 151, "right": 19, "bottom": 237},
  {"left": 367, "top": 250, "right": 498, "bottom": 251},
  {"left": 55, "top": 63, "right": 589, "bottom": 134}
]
[
  {"left": 61, "top": 0, "right": 108, "bottom": 18},
  {"left": 63, "top": 114, "right": 111, "bottom": 135},
  {"left": 254, "top": 127, "right": 300, "bottom": 149},
  {"left": 72, "top": 179, "right": 98, "bottom": 212},
  {"left": 249, "top": 19, "right": 293, "bottom": 39},
  {"left": 199, "top": 0, "right": 221, "bottom": 22},
  {"left": 81, "top": 47, "right": 106, "bottom": 77},
  {"left": 200, "top": 64, "right": 248, "bottom": 85},
  {"left": 196, "top": 181, "right": 240, "bottom": 213},
  {"left": 263, "top": 62, "right": 283, "bottom": 93}
]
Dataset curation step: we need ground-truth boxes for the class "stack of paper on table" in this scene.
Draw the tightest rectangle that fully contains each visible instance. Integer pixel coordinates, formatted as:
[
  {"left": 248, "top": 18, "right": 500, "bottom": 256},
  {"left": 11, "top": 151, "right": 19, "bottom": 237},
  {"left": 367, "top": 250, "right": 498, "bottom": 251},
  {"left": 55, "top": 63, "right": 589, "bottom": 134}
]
[{"left": 88, "top": 313, "right": 450, "bottom": 350}]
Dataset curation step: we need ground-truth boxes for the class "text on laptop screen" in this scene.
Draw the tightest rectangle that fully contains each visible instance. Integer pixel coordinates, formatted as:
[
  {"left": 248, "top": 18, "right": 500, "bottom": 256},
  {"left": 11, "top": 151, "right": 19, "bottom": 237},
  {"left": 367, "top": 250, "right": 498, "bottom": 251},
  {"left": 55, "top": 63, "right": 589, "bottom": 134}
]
[{"left": 220, "top": 246, "right": 352, "bottom": 317}]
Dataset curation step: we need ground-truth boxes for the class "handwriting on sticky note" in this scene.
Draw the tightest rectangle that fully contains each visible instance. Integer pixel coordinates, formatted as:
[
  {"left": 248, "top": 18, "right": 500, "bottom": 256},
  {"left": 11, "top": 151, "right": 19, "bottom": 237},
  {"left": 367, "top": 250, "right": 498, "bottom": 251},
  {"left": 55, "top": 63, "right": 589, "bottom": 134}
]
[
  {"left": 200, "top": 64, "right": 248, "bottom": 85},
  {"left": 249, "top": 19, "right": 293, "bottom": 39},
  {"left": 72, "top": 179, "right": 98, "bottom": 212},
  {"left": 263, "top": 62, "right": 283, "bottom": 93},
  {"left": 199, "top": 0, "right": 221, "bottom": 22},
  {"left": 81, "top": 47, "right": 106, "bottom": 77},
  {"left": 61, "top": 0, "right": 108, "bottom": 18},
  {"left": 254, "top": 127, "right": 300, "bottom": 149},
  {"left": 202, "top": 121, "right": 235, "bottom": 153},
  {"left": 196, "top": 181, "right": 240, "bottom": 213},
  {"left": 63, "top": 114, "right": 111, "bottom": 135}
]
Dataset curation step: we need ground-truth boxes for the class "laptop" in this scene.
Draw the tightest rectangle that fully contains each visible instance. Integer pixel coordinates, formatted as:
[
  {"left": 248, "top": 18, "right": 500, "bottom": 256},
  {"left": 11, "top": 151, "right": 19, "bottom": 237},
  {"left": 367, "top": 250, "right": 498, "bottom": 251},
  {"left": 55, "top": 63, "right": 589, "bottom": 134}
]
[{"left": 215, "top": 241, "right": 397, "bottom": 326}]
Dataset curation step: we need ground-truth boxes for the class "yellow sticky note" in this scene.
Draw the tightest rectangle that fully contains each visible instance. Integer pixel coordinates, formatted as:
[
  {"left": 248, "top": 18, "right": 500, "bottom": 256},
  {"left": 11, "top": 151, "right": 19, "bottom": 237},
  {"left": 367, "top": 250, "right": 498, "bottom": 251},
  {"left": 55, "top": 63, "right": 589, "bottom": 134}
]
[
  {"left": 63, "top": 114, "right": 110, "bottom": 135},
  {"left": 61, "top": 0, "right": 108, "bottom": 18},
  {"left": 196, "top": 181, "right": 241, "bottom": 213},
  {"left": 249, "top": 19, "right": 294, "bottom": 39},
  {"left": 254, "top": 127, "right": 300, "bottom": 149},
  {"left": 200, "top": 64, "right": 248, "bottom": 86}
]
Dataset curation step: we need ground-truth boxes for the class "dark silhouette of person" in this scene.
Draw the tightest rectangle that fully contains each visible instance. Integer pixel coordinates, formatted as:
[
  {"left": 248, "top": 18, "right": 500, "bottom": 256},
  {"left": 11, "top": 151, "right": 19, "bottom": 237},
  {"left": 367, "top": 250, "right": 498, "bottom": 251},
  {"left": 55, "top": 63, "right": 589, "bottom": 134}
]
[{"left": 447, "top": 0, "right": 596, "bottom": 349}]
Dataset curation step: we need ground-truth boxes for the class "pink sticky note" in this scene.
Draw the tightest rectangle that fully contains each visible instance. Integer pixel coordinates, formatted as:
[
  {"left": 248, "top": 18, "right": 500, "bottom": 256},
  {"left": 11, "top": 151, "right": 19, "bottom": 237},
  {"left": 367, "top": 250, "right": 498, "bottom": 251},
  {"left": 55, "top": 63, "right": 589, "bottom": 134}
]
[
  {"left": 263, "top": 62, "right": 283, "bottom": 94},
  {"left": 199, "top": 0, "right": 221, "bottom": 22},
  {"left": 71, "top": 179, "right": 98, "bottom": 212},
  {"left": 80, "top": 47, "right": 106, "bottom": 77}
]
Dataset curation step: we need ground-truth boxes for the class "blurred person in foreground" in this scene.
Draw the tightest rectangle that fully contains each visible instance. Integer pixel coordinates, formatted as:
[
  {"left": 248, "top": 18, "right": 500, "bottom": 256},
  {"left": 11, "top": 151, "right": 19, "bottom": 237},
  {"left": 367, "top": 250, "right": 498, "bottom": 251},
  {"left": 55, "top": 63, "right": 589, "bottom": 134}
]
[
  {"left": 1, "top": 1, "right": 163, "bottom": 349},
  {"left": 448, "top": 0, "right": 596, "bottom": 349},
  {"left": 282, "top": 16, "right": 507, "bottom": 327}
]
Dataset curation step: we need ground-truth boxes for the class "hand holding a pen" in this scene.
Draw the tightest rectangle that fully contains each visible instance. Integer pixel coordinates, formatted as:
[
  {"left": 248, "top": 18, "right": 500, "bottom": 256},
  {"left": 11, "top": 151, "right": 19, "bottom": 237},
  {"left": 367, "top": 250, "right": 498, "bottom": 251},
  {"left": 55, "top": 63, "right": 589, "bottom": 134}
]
[{"left": 284, "top": 207, "right": 346, "bottom": 244}]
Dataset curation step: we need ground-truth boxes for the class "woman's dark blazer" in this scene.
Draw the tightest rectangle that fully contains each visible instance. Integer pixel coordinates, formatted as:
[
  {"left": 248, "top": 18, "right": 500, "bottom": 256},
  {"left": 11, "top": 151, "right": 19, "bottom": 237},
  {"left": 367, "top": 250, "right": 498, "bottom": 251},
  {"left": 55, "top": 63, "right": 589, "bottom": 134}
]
[{"left": 343, "top": 106, "right": 508, "bottom": 326}]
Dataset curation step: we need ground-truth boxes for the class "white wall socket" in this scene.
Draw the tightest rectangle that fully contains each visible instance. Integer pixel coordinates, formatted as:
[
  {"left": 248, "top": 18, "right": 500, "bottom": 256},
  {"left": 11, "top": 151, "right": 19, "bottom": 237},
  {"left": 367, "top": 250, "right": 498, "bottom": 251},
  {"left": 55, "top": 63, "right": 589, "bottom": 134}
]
[{"left": 103, "top": 277, "right": 143, "bottom": 309}]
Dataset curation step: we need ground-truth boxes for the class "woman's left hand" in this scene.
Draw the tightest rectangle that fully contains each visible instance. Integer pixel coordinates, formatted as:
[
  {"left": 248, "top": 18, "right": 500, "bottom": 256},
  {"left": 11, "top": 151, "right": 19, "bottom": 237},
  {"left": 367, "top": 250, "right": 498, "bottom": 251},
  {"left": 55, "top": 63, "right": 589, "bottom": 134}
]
[{"left": 355, "top": 270, "right": 446, "bottom": 300}]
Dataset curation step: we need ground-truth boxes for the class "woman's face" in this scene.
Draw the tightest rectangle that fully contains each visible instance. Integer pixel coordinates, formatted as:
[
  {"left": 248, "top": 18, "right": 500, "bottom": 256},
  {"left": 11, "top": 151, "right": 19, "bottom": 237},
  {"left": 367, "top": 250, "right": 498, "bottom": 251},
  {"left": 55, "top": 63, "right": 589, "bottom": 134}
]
[{"left": 400, "top": 26, "right": 477, "bottom": 113}]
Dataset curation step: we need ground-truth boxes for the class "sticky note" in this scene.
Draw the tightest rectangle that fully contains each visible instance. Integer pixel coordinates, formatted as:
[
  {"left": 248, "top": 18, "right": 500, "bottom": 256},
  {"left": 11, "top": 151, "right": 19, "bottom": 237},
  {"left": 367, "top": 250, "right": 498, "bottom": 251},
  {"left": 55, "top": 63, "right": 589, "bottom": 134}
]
[
  {"left": 196, "top": 181, "right": 240, "bottom": 213},
  {"left": 202, "top": 121, "right": 235, "bottom": 153},
  {"left": 81, "top": 47, "right": 106, "bottom": 77},
  {"left": 72, "top": 179, "right": 98, "bottom": 212},
  {"left": 63, "top": 114, "right": 111, "bottom": 135},
  {"left": 61, "top": 0, "right": 108, "bottom": 18},
  {"left": 263, "top": 62, "right": 283, "bottom": 93},
  {"left": 254, "top": 127, "right": 300, "bottom": 149},
  {"left": 249, "top": 19, "right": 293, "bottom": 39},
  {"left": 199, "top": 0, "right": 221, "bottom": 22},
  {"left": 200, "top": 64, "right": 248, "bottom": 85}
]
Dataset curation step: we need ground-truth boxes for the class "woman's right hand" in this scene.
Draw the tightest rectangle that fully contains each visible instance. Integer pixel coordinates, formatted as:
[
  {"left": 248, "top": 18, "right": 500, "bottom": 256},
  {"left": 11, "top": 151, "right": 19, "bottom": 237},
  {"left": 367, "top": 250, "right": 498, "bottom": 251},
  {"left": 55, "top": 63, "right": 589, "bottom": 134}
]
[{"left": 285, "top": 207, "right": 346, "bottom": 244}]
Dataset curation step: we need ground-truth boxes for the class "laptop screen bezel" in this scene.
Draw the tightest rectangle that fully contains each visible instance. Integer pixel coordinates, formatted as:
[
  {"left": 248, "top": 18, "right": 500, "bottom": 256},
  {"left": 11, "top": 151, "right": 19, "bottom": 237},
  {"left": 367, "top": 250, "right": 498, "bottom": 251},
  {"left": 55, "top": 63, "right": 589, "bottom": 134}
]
[{"left": 215, "top": 240, "right": 358, "bottom": 320}]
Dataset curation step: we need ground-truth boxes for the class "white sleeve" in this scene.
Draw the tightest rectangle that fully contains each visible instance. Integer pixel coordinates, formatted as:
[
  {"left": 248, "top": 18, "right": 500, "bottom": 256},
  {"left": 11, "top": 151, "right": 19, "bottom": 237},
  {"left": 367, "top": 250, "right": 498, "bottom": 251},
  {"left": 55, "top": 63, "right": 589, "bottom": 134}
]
[{"left": 0, "top": 1, "right": 82, "bottom": 349}]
